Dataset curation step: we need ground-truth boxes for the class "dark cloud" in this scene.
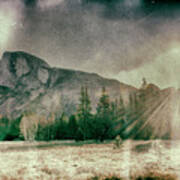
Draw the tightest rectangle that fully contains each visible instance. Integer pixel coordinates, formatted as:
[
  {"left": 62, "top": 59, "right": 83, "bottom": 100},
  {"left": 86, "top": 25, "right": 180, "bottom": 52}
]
[{"left": 22, "top": 0, "right": 37, "bottom": 7}]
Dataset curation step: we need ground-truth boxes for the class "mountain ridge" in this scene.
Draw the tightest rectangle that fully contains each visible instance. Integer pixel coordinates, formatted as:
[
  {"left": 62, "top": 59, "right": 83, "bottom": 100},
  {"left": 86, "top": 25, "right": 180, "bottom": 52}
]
[{"left": 0, "top": 51, "right": 136, "bottom": 117}]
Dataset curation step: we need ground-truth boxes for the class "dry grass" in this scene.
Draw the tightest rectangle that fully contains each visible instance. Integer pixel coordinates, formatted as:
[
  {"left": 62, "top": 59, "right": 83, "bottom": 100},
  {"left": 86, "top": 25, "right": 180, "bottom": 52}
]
[{"left": 0, "top": 140, "right": 179, "bottom": 180}]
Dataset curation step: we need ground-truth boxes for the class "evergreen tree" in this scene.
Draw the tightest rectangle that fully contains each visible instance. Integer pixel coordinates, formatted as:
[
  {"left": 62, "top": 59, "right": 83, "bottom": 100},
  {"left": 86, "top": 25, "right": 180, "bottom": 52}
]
[
  {"left": 94, "top": 87, "right": 115, "bottom": 141},
  {"left": 0, "top": 116, "right": 22, "bottom": 141},
  {"left": 5, "top": 115, "right": 22, "bottom": 140},
  {"left": 110, "top": 97, "right": 126, "bottom": 137},
  {"left": 35, "top": 113, "right": 69, "bottom": 141},
  {"left": 68, "top": 115, "right": 78, "bottom": 139},
  {"left": 97, "top": 87, "right": 110, "bottom": 116},
  {"left": 110, "top": 99, "right": 119, "bottom": 122},
  {"left": 77, "top": 86, "right": 92, "bottom": 140},
  {"left": 35, "top": 123, "right": 56, "bottom": 141},
  {"left": 0, "top": 117, "right": 9, "bottom": 140},
  {"left": 55, "top": 113, "right": 68, "bottom": 140}
]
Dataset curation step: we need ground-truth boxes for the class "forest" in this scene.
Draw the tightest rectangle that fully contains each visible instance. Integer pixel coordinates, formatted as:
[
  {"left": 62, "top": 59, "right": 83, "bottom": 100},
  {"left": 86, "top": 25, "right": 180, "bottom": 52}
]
[{"left": 0, "top": 84, "right": 158, "bottom": 142}]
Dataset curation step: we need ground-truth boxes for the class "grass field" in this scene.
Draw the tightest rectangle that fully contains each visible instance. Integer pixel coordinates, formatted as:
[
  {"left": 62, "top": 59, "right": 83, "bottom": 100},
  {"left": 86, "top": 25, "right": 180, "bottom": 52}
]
[{"left": 0, "top": 140, "right": 179, "bottom": 180}]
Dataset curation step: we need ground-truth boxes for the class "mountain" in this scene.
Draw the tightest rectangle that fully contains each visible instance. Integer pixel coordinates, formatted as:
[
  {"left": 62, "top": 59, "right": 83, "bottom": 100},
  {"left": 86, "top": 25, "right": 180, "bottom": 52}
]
[
  {"left": 1, "top": 51, "right": 180, "bottom": 140},
  {"left": 0, "top": 51, "right": 136, "bottom": 118}
]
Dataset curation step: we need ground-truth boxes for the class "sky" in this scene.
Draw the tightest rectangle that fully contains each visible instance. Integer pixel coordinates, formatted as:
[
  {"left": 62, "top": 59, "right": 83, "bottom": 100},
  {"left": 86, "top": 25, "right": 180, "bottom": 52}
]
[{"left": 1, "top": 0, "right": 180, "bottom": 89}]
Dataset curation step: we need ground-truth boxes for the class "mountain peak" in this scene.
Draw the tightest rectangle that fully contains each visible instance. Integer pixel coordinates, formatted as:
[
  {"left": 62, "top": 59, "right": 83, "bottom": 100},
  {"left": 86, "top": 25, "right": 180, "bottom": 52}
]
[
  {"left": 1, "top": 51, "right": 50, "bottom": 68},
  {"left": 0, "top": 51, "right": 51, "bottom": 89}
]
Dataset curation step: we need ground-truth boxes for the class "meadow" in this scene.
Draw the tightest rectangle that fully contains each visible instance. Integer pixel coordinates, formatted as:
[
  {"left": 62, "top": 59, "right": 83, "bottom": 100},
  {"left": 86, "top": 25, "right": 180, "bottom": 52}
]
[{"left": 0, "top": 140, "right": 179, "bottom": 180}]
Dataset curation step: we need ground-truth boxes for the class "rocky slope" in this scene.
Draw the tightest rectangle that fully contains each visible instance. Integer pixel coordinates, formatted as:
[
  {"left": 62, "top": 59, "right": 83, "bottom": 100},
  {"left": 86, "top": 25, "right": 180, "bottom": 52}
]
[{"left": 0, "top": 51, "right": 136, "bottom": 117}]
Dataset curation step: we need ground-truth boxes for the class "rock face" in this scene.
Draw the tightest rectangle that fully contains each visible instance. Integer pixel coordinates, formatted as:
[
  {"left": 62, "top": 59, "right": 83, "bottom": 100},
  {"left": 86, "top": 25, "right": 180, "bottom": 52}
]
[{"left": 0, "top": 51, "right": 136, "bottom": 117}]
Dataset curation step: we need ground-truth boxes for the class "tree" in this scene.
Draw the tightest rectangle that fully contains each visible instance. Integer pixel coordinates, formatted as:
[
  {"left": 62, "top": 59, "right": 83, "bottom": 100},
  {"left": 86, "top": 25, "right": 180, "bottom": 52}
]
[
  {"left": 5, "top": 115, "right": 22, "bottom": 140},
  {"left": 35, "top": 122, "right": 56, "bottom": 141},
  {"left": 0, "top": 116, "right": 10, "bottom": 140},
  {"left": 93, "top": 87, "right": 115, "bottom": 141},
  {"left": 118, "top": 90, "right": 148, "bottom": 139},
  {"left": 110, "top": 99, "right": 119, "bottom": 122},
  {"left": 0, "top": 116, "right": 23, "bottom": 141},
  {"left": 110, "top": 97, "right": 126, "bottom": 137},
  {"left": 55, "top": 113, "right": 68, "bottom": 140},
  {"left": 97, "top": 87, "right": 110, "bottom": 115},
  {"left": 68, "top": 115, "right": 78, "bottom": 139},
  {"left": 77, "top": 86, "right": 92, "bottom": 140}
]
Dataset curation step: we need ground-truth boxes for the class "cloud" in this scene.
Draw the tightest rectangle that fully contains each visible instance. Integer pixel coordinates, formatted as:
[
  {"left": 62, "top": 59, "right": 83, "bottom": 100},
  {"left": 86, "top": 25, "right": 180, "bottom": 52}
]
[
  {"left": 1, "top": 0, "right": 180, "bottom": 88},
  {"left": 115, "top": 41, "right": 180, "bottom": 89},
  {"left": 0, "top": 0, "right": 24, "bottom": 52}
]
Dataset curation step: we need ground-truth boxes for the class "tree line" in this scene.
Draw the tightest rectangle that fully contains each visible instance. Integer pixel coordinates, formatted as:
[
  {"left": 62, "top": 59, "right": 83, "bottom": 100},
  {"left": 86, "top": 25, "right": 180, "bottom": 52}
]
[{"left": 0, "top": 85, "right": 152, "bottom": 141}]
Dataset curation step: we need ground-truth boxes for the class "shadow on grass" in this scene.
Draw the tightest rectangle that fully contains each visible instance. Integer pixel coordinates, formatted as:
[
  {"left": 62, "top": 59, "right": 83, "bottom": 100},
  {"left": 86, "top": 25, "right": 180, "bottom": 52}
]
[
  {"left": 90, "top": 173, "right": 177, "bottom": 180},
  {"left": 0, "top": 140, "right": 113, "bottom": 152},
  {"left": 91, "top": 176, "right": 122, "bottom": 180}
]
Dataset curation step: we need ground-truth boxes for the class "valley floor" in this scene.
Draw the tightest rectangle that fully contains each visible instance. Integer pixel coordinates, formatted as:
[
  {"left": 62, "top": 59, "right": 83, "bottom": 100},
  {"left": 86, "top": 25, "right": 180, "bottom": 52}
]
[{"left": 0, "top": 140, "right": 180, "bottom": 180}]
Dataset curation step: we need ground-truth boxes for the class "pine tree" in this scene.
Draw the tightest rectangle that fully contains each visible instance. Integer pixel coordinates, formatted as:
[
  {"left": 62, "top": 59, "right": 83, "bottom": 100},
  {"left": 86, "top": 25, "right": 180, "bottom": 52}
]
[
  {"left": 55, "top": 113, "right": 68, "bottom": 140},
  {"left": 68, "top": 115, "right": 78, "bottom": 139},
  {"left": 0, "top": 117, "right": 9, "bottom": 140},
  {"left": 110, "top": 100, "right": 118, "bottom": 120},
  {"left": 110, "top": 96, "right": 126, "bottom": 137},
  {"left": 94, "top": 87, "right": 115, "bottom": 141},
  {"left": 77, "top": 86, "right": 92, "bottom": 140},
  {"left": 97, "top": 87, "right": 110, "bottom": 116}
]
